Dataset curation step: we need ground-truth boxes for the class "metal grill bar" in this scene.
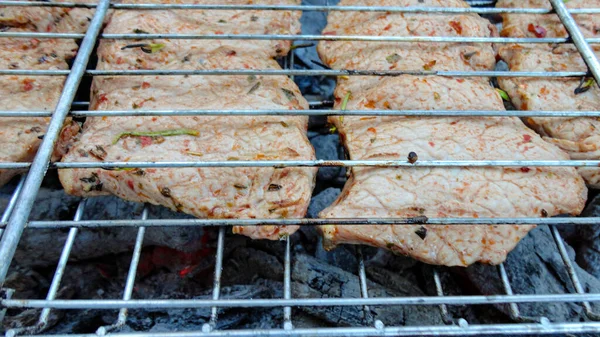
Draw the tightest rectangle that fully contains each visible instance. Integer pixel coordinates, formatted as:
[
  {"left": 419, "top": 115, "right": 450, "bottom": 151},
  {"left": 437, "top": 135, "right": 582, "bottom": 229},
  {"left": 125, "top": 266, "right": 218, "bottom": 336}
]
[
  {"left": 549, "top": 0, "right": 600, "bottom": 87},
  {"left": 0, "top": 176, "right": 26, "bottom": 239},
  {"left": 202, "top": 227, "right": 226, "bottom": 333},
  {"left": 550, "top": 226, "right": 600, "bottom": 321},
  {"left": 497, "top": 263, "right": 541, "bottom": 323},
  {"left": 1, "top": 1, "right": 600, "bottom": 336},
  {"left": 14, "top": 323, "right": 600, "bottom": 337},
  {"left": 6, "top": 293, "right": 600, "bottom": 309},
  {"left": 8, "top": 31, "right": 600, "bottom": 44},
  {"left": 432, "top": 269, "right": 454, "bottom": 325},
  {"left": 355, "top": 247, "right": 374, "bottom": 326},
  {"left": 0, "top": 69, "right": 590, "bottom": 77},
  {"left": 4, "top": 200, "right": 86, "bottom": 337},
  {"left": 3, "top": 1, "right": 597, "bottom": 14},
  {"left": 1, "top": 217, "right": 597, "bottom": 229},
  {"left": 3, "top": 1, "right": 600, "bottom": 16},
  {"left": 0, "top": 0, "right": 111, "bottom": 286},
  {"left": 3, "top": 159, "right": 600, "bottom": 171},
  {"left": 5, "top": 109, "right": 600, "bottom": 118},
  {"left": 1, "top": 159, "right": 599, "bottom": 170},
  {"left": 97, "top": 207, "right": 149, "bottom": 335},
  {"left": 283, "top": 236, "right": 293, "bottom": 331}
]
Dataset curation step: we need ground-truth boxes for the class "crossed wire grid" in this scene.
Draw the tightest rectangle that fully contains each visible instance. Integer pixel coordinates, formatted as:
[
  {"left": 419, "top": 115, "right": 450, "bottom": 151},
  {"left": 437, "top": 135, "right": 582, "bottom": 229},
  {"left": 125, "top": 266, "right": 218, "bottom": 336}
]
[{"left": 1, "top": 0, "right": 600, "bottom": 336}]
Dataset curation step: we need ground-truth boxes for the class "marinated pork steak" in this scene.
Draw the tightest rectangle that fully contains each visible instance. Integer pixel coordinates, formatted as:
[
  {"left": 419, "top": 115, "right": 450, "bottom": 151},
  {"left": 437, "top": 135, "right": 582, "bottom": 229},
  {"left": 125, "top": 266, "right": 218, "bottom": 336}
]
[
  {"left": 497, "top": 0, "right": 600, "bottom": 187},
  {"left": 498, "top": 45, "right": 600, "bottom": 187},
  {"left": 497, "top": 0, "right": 600, "bottom": 38},
  {"left": 317, "top": 0, "right": 497, "bottom": 71},
  {"left": 0, "top": 0, "right": 97, "bottom": 34},
  {"left": 59, "top": 1, "right": 316, "bottom": 241},
  {"left": 0, "top": 0, "right": 91, "bottom": 187},
  {"left": 317, "top": 0, "right": 587, "bottom": 266}
]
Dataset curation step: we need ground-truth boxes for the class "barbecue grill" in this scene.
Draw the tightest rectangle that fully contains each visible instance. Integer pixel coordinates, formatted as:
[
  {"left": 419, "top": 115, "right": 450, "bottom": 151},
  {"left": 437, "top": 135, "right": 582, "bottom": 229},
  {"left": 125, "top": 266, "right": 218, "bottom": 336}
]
[{"left": 2, "top": 0, "right": 600, "bottom": 336}]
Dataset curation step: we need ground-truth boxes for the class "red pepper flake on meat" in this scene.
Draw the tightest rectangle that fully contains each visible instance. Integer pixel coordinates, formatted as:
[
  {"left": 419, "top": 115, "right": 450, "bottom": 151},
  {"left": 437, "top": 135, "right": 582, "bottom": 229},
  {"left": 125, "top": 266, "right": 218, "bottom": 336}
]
[
  {"left": 429, "top": 141, "right": 435, "bottom": 147},
  {"left": 384, "top": 24, "right": 392, "bottom": 31},
  {"left": 449, "top": 21, "right": 463, "bottom": 34},
  {"left": 520, "top": 167, "right": 531, "bottom": 173},
  {"left": 367, "top": 127, "right": 377, "bottom": 133},
  {"left": 22, "top": 79, "right": 35, "bottom": 91},
  {"left": 127, "top": 180, "right": 135, "bottom": 190},
  {"left": 364, "top": 100, "right": 377, "bottom": 109},
  {"left": 423, "top": 60, "right": 437, "bottom": 71},
  {"left": 527, "top": 24, "right": 547, "bottom": 38},
  {"left": 139, "top": 136, "right": 153, "bottom": 147},
  {"left": 323, "top": 31, "right": 337, "bottom": 35},
  {"left": 141, "top": 82, "right": 151, "bottom": 89},
  {"left": 523, "top": 134, "right": 532, "bottom": 143},
  {"left": 226, "top": 50, "right": 237, "bottom": 56},
  {"left": 98, "top": 93, "right": 108, "bottom": 104}
]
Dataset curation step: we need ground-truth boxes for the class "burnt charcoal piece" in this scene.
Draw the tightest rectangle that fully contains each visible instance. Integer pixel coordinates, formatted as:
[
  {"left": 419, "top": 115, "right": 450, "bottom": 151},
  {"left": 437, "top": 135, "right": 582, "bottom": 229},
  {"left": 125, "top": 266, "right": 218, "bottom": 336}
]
[
  {"left": 292, "top": 254, "right": 444, "bottom": 326},
  {"left": 466, "top": 226, "right": 600, "bottom": 321}
]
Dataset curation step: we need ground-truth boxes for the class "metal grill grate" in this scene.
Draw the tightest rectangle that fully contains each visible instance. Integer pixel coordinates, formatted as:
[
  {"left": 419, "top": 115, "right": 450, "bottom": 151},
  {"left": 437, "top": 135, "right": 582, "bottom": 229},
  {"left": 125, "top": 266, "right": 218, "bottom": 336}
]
[{"left": 1, "top": 0, "right": 600, "bottom": 336}]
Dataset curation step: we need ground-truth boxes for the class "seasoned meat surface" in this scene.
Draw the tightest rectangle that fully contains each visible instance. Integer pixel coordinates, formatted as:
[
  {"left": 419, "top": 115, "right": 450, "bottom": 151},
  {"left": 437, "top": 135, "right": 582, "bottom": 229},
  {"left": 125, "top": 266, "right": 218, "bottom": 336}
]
[
  {"left": 317, "top": 0, "right": 587, "bottom": 266},
  {"left": 497, "top": 0, "right": 600, "bottom": 38},
  {"left": 317, "top": 0, "right": 497, "bottom": 71},
  {"left": 497, "top": 1, "right": 600, "bottom": 187},
  {"left": 59, "top": 1, "right": 316, "bottom": 240},
  {"left": 0, "top": 1, "right": 90, "bottom": 186}
]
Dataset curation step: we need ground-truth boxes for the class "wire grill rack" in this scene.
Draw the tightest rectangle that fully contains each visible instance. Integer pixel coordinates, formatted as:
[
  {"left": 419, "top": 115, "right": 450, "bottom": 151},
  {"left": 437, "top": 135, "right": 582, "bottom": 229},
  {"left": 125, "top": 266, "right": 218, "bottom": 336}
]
[{"left": 2, "top": 0, "right": 600, "bottom": 336}]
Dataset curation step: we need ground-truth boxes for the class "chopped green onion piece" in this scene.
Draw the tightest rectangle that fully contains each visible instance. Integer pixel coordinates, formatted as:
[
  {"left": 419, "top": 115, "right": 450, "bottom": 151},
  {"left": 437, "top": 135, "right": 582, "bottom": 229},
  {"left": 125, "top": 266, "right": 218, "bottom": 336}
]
[
  {"left": 496, "top": 88, "right": 510, "bottom": 101},
  {"left": 575, "top": 78, "right": 595, "bottom": 95},
  {"left": 339, "top": 91, "right": 351, "bottom": 123},
  {"left": 141, "top": 43, "right": 165, "bottom": 54},
  {"left": 113, "top": 129, "right": 199, "bottom": 144},
  {"left": 340, "top": 92, "right": 351, "bottom": 111}
]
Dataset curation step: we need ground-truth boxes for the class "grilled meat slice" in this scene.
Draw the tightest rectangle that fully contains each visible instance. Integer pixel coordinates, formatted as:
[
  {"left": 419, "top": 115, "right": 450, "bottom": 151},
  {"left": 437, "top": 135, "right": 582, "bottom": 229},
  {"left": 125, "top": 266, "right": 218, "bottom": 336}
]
[
  {"left": 0, "top": 36, "right": 80, "bottom": 186},
  {"left": 497, "top": 0, "right": 600, "bottom": 38},
  {"left": 317, "top": 0, "right": 497, "bottom": 71},
  {"left": 317, "top": 0, "right": 586, "bottom": 266},
  {"left": 0, "top": 0, "right": 92, "bottom": 186},
  {"left": 319, "top": 76, "right": 586, "bottom": 266},
  {"left": 0, "top": 0, "right": 95, "bottom": 33},
  {"left": 59, "top": 1, "right": 316, "bottom": 240},
  {"left": 498, "top": 45, "right": 600, "bottom": 187}
]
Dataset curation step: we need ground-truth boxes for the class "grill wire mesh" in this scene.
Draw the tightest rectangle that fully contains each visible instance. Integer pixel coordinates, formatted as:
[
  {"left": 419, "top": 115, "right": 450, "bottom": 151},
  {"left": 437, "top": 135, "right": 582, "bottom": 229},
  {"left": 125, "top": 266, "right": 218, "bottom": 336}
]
[{"left": 1, "top": 0, "right": 600, "bottom": 336}]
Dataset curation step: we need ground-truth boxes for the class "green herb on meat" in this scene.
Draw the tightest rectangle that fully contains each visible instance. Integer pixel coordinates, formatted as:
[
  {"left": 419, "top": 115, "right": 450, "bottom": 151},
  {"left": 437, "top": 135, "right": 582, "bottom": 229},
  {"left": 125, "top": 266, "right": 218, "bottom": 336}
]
[
  {"left": 113, "top": 129, "right": 199, "bottom": 144},
  {"left": 386, "top": 53, "right": 401, "bottom": 64},
  {"left": 339, "top": 91, "right": 351, "bottom": 122},
  {"left": 575, "top": 77, "right": 595, "bottom": 95},
  {"left": 121, "top": 43, "right": 165, "bottom": 54},
  {"left": 495, "top": 88, "right": 510, "bottom": 101},
  {"left": 133, "top": 29, "right": 149, "bottom": 34}
]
